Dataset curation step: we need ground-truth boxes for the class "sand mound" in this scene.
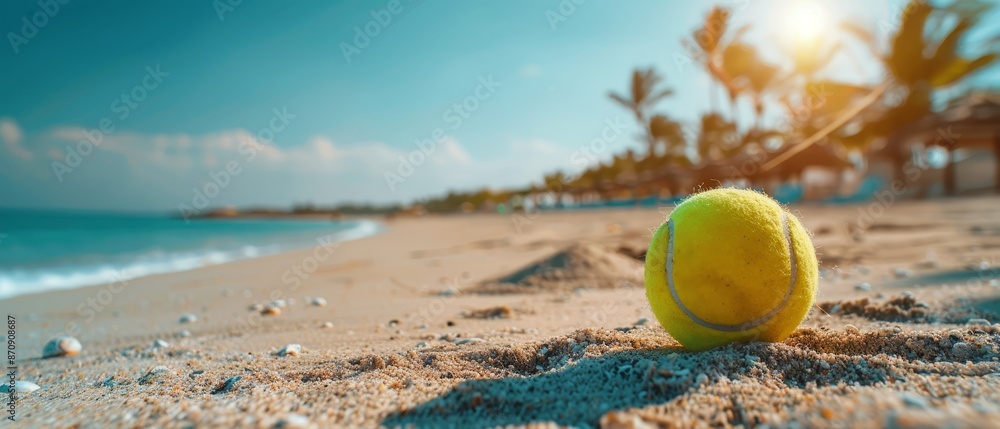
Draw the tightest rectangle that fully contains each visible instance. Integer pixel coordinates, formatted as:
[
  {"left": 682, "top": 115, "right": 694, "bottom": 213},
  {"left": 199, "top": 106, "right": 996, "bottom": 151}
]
[
  {"left": 468, "top": 243, "right": 643, "bottom": 295},
  {"left": 462, "top": 305, "right": 516, "bottom": 319},
  {"left": 819, "top": 294, "right": 998, "bottom": 324}
]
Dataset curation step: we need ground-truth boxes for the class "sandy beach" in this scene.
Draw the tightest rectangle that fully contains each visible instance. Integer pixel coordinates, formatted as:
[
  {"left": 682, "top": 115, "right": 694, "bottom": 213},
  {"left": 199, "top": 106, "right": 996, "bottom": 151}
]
[{"left": 4, "top": 195, "right": 999, "bottom": 428}]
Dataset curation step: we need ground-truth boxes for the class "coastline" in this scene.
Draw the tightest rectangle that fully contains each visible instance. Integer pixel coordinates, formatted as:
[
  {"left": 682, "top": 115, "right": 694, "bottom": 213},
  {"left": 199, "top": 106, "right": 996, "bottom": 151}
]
[
  {"left": 0, "top": 217, "right": 384, "bottom": 301},
  {"left": 6, "top": 196, "right": 1000, "bottom": 427}
]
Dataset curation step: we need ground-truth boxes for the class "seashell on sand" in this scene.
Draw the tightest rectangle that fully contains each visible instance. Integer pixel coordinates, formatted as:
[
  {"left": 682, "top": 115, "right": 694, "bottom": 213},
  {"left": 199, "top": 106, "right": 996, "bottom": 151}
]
[
  {"left": 278, "top": 344, "right": 302, "bottom": 357},
  {"left": 179, "top": 314, "right": 197, "bottom": 324},
  {"left": 43, "top": 336, "right": 82, "bottom": 358},
  {"left": 310, "top": 297, "right": 327, "bottom": 307},
  {"left": 0, "top": 381, "right": 40, "bottom": 394}
]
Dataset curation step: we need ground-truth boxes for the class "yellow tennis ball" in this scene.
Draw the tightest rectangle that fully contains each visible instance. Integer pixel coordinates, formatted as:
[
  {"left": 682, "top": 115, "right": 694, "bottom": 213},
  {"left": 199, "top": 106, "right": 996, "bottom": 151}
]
[{"left": 644, "top": 188, "right": 818, "bottom": 351}]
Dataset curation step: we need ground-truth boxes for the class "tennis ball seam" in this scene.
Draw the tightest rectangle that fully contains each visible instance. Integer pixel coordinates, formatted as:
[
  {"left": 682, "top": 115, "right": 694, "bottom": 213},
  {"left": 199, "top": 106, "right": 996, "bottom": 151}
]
[{"left": 665, "top": 211, "right": 798, "bottom": 332}]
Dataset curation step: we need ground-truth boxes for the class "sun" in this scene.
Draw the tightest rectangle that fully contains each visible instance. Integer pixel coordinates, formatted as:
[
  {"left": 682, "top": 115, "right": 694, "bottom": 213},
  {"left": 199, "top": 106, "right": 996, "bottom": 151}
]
[{"left": 786, "top": 1, "right": 828, "bottom": 45}]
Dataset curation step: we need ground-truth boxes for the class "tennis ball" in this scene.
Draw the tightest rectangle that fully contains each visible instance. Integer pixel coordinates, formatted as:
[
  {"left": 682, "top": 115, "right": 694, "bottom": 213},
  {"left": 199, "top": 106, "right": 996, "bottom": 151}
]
[{"left": 644, "top": 188, "right": 818, "bottom": 351}]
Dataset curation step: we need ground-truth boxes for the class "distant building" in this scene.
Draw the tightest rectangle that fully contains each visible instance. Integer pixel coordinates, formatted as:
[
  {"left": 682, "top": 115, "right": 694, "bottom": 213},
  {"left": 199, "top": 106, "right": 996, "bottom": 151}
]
[{"left": 869, "top": 92, "right": 1000, "bottom": 197}]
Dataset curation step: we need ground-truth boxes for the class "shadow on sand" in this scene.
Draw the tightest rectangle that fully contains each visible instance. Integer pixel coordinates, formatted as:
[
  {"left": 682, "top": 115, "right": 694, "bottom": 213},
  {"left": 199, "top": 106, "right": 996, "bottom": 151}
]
[
  {"left": 382, "top": 348, "right": 692, "bottom": 428},
  {"left": 880, "top": 267, "right": 999, "bottom": 289}
]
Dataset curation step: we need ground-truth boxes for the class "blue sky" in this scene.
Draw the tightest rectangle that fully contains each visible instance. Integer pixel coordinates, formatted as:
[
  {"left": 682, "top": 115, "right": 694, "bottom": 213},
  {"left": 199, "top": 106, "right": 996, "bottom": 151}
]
[{"left": 1, "top": 0, "right": 997, "bottom": 212}]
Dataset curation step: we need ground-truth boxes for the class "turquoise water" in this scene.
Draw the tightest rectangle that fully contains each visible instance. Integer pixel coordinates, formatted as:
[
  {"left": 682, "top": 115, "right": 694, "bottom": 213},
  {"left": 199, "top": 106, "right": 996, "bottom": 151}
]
[{"left": 0, "top": 209, "right": 380, "bottom": 299}]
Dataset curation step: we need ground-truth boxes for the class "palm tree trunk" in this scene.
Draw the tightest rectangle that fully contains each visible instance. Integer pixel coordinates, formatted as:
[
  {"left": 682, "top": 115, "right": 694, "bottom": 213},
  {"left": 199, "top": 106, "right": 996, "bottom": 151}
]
[{"left": 944, "top": 146, "right": 956, "bottom": 196}]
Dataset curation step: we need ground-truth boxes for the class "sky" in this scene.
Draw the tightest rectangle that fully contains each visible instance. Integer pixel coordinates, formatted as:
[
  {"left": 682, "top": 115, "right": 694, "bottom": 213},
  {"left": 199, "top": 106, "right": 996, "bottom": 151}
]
[{"left": 1, "top": 0, "right": 998, "bottom": 213}]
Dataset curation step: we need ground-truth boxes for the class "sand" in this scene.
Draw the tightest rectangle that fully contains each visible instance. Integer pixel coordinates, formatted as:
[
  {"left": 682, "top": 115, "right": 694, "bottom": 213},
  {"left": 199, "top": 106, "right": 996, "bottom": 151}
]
[{"left": 4, "top": 195, "right": 1000, "bottom": 428}]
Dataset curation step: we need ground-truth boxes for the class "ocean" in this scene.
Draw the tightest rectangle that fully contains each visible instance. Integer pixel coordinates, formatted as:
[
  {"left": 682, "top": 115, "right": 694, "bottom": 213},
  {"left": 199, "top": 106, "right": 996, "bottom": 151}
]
[{"left": 0, "top": 209, "right": 381, "bottom": 299}]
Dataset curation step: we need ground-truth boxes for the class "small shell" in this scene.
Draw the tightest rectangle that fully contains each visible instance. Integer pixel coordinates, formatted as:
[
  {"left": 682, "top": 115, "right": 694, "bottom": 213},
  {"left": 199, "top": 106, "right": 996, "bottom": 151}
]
[
  {"left": 271, "top": 299, "right": 287, "bottom": 308},
  {"left": 154, "top": 339, "right": 170, "bottom": 348},
  {"left": 179, "top": 314, "right": 197, "bottom": 324},
  {"left": 278, "top": 344, "right": 302, "bottom": 357},
  {"left": 43, "top": 336, "right": 82, "bottom": 358},
  {"left": 177, "top": 330, "right": 192, "bottom": 338},
  {"left": 310, "top": 297, "right": 327, "bottom": 307},
  {"left": 139, "top": 365, "right": 174, "bottom": 384},
  {"left": 0, "top": 381, "right": 40, "bottom": 394},
  {"left": 261, "top": 306, "right": 281, "bottom": 316},
  {"left": 320, "top": 322, "right": 334, "bottom": 329}
]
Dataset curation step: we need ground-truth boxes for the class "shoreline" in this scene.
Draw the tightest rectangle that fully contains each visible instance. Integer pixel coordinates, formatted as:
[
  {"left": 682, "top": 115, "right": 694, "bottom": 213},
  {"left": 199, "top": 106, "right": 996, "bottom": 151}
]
[{"left": 0, "top": 218, "right": 385, "bottom": 301}]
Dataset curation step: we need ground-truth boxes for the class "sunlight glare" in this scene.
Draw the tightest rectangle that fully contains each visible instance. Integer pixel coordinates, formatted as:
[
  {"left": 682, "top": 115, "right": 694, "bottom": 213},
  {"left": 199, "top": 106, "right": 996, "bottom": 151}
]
[{"left": 786, "top": 1, "right": 827, "bottom": 45}]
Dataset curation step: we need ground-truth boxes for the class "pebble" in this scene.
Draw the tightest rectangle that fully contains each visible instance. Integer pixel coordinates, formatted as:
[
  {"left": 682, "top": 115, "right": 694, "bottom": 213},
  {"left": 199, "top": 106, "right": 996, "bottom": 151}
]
[
  {"left": 320, "top": 322, "right": 334, "bottom": 329},
  {"left": 695, "top": 373, "right": 709, "bottom": 385},
  {"left": 43, "top": 336, "right": 82, "bottom": 358},
  {"left": 271, "top": 299, "right": 287, "bottom": 308},
  {"left": 153, "top": 339, "right": 170, "bottom": 348},
  {"left": 854, "top": 283, "right": 872, "bottom": 291},
  {"left": 966, "top": 318, "right": 991, "bottom": 326},
  {"left": 455, "top": 338, "right": 486, "bottom": 345},
  {"left": 439, "top": 288, "right": 457, "bottom": 297},
  {"left": 310, "top": 297, "right": 327, "bottom": 307},
  {"left": 275, "top": 413, "right": 309, "bottom": 429},
  {"left": 179, "top": 314, "right": 197, "bottom": 324},
  {"left": 249, "top": 303, "right": 264, "bottom": 312},
  {"left": 139, "top": 366, "right": 173, "bottom": 384},
  {"left": 0, "top": 381, "right": 40, "bottom": 394},
  {"left": 893, "top": 268, "right": 913, "bottom": 278},
  {"left": 177, "top": 330, "right": 191, "bottom": 338},
  {"left": 415, "top": 341, "right": 429, "bottom": 349},
  {"left": 279, "top": 344, "right": 302, "bottom": 357},
  {"left": 952, "top": 342, "right": 973, "bottom": 359},
  {"left": 900, "top": 392, "right": 929, "bottom": 409},
  {"left": 261, "top": 306, "right": 281, "bottom": 316},
  {"left": 213, "top": 376, "right": 241, "bottom": 394},
  {"left": 634, "top": 317, "right": 648, "bottom": 326}
]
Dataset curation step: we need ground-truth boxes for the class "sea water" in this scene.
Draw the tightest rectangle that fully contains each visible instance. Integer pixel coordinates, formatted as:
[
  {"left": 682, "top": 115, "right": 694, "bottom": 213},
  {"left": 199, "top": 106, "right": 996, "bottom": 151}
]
[{"left": 0, "top": 209, "right": 380, "bottom": 299}]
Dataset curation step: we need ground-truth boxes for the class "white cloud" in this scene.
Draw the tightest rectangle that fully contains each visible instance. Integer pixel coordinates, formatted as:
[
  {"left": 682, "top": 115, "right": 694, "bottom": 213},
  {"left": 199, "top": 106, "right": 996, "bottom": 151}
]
[
  {"left": 0, "top": 118, "right": 572, "bottom": 211},
  {"left": 0, "top": 117, "right": 31, "bottom": 160}
]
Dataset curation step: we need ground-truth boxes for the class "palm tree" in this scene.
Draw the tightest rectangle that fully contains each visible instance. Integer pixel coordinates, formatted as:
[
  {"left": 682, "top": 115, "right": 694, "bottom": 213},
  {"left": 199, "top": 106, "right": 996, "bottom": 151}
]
[
  {"left": 846, "top": 0, "right": 998, "bottom": 194},
  {"left": 683, "top": 6, "right": 751, "bottom": 119},
  {"left": 609, "top": 68, "right": 673, "bottom": 156},
  {"left": 649, "top": 114, "right": 686, "bottom": 162}
]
